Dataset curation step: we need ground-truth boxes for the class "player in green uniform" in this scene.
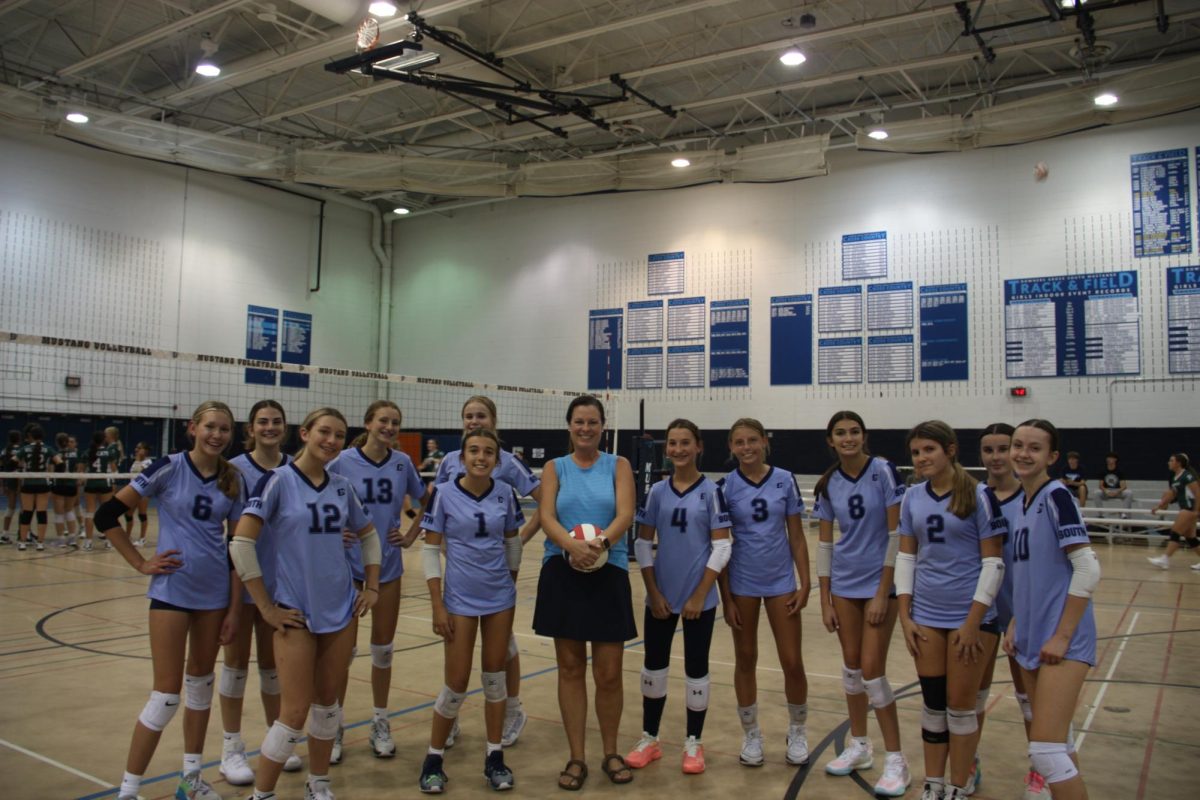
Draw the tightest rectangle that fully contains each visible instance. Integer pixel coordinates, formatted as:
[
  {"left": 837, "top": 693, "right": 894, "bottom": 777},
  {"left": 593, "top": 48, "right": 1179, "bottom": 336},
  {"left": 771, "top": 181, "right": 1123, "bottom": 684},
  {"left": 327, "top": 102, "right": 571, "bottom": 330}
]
[
  {"left": 82, "top": 431, "right": 116, "bottom": 551},
  {"left": 16, "top": 423, "right": 59, "bottom": 551},
  {"left": 51, "top": 432, "right": 82, "bottom": 546},
  {"left": 1147, "top": 453, "right": 1200, "bottom": 571}
]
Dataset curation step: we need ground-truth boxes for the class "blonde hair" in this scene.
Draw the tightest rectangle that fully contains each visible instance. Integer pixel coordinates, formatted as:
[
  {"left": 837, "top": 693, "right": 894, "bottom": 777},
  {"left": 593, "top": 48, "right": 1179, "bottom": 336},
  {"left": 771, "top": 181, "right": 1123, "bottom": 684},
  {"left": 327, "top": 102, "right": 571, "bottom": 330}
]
[
  {"left": 190, "top": 401, "right": 240, "bottom": 499},
  {"left": 104, "top": 425, "right": 125, "bottom": 461},
  {"left": 462, "top": 395, "right": 498, "bottom": 429},
  {"left": 906, "top": 419, "right": 977, "bottom": 519},
  {"left": 295, "top": 407, "right": 349, "bottom": 460},
  {"left": 728, "top": 417, "right": 770, "bottom": 456}
]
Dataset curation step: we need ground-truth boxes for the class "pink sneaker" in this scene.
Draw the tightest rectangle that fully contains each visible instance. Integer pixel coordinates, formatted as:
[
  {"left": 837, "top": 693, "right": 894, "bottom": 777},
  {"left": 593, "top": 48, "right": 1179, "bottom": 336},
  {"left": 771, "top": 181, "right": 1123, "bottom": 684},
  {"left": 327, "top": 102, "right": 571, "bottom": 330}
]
[
  {"left": 1023, "top": 769, "right": 1051, "bottom": 799},
  {"left": 625, "top": 733, "right": 662, "bottom": 768},
  {"left": 681, "top": 736, "right": 705, "bottom": 774}
]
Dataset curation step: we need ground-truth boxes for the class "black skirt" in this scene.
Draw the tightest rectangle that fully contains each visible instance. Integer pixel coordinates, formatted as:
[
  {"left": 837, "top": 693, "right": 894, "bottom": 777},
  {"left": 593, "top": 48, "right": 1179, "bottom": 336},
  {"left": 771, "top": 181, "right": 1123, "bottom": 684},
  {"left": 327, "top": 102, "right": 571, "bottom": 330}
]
[{"left": 532, "top": 555, "right": 638, "bottom": 643}]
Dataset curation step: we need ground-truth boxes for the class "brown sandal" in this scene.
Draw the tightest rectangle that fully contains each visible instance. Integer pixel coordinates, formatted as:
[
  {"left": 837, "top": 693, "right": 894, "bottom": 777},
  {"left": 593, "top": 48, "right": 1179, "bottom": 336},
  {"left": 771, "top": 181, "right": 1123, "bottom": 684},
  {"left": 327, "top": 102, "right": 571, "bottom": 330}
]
[
  {"left": 558, "top": 759, "right": 588, "bottom": 791},
  {"left": 601, "top": 753, "right": 634, "bottom": 784}
]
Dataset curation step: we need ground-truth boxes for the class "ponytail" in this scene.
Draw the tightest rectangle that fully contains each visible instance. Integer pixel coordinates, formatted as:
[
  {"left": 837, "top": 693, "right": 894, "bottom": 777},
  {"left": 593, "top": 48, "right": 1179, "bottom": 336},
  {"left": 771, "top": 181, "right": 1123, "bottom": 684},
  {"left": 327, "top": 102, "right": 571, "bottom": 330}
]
[
  {"left": 350, "top": 431, "right": 369, "bottom": 449},
  {"left": 190, "top": 401, "right": 241, "bottom": 499},
  {"left": 812, "top": 463, "right": 839, "bottom": 503},
  {"left": 947, "top": 462, "right": 978, "bottom": 519}
]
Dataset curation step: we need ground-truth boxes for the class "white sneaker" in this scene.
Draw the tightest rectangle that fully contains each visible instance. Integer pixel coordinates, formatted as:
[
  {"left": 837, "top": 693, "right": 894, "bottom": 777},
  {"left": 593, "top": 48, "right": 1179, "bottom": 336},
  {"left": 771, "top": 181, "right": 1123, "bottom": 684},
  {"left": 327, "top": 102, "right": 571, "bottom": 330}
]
[
  {"left": 283, "top": 753, "right": 303, "bottom": 772},
  {"left": 329, "top": 725, "right": 344, "bottom": 765},
  {"left": 135, "top": 538, "right": 146, "bottom": 547},
  {"left": 945, "top": 786, "right": 969, "bottom": 800},
  {"left": 1147, "top": 555, "right": 1169, "bottom": 570},
  {"left": 921, "top": 781, "right": 945, "bottom": 800},
  {"left": 220, "top": 739, "right": 255, "bottom": 785},
  {"left": 176, "top": 770, "right": 221, "bottom": 800},
  {"left": 501, "top": 708, "right": 527, "bottom": 747},
  {"left": 105, "top": 540, "right": 112, "bottom": 549},
  {"left": 739, "top": 727, "right": 764, "bottom": 766},
  {"left": 83, "top": 540, "right": 94, "bottom": 551},
  {"left": 825, "top": 737, "right": 872, "bottom": 775},
  {"left": 17, "top": 540, "right": 26, "bottom": 551},
  {"left": 305, "top": 777, "right": 335, "bottom": 800},
  {"left": 35, "top": 542, "right": 44, "bottom": 551},
  {"left": 874, "top": 752, "right": 911, "bottom": 797},
  {"left": 785, "top": 724, "right": 809, "bottom": 765},
  {"left": 963, "top": 753, "right": 980, "bottom": 794},
  {"left": 1023, "top": 769, "right": 1051, "bottom": 799},
  {"left": 444, "top": 717, "right": 460, "bottom": 749},
  {"left": 1190, "top": 562, "right": 1200, "bottom": 571},
  {"left": 370, "top": 717, "right": 396, "bottom": 758}
]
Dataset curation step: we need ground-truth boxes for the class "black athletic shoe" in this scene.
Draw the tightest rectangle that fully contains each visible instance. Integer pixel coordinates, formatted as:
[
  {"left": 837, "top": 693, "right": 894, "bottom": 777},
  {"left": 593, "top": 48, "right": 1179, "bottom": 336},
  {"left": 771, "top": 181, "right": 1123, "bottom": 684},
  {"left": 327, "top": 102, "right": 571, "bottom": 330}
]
[
  {"left": 420, "top": 753, "right": 448, "bottom": 794},
  {"left": 484, "top": 750, "right": 514, "bottom": 791}
]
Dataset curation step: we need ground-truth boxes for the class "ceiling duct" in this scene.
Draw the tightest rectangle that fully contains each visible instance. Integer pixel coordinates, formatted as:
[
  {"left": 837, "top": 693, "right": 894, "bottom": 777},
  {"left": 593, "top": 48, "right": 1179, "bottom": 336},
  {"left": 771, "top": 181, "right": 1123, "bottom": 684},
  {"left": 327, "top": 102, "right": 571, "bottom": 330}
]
[{"left": 287, "top": 0, "right": 360, "bottom": 26}]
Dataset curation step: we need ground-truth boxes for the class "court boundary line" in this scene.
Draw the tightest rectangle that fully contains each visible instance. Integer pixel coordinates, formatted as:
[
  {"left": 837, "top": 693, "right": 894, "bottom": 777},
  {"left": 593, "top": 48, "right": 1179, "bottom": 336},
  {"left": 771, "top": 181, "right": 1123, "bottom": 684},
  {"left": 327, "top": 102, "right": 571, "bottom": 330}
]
[
  {"left": 0, "top": 736, "right": 114, "bottom": 790},
  {"left": 1075, "top": 611, "right": 1139, "bottom": 752}
]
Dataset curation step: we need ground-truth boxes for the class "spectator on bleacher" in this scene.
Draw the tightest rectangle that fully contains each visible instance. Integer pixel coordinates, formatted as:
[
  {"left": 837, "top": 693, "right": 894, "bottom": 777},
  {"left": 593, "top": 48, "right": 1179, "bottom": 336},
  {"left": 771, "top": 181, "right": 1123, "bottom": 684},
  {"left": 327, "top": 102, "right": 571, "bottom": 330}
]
[
  {"left": 1060, "top": 452, "right": 1087, "bottom": 507},
  {"left": 1095, "top": 453, "right": 1133, "bottom": 517}
]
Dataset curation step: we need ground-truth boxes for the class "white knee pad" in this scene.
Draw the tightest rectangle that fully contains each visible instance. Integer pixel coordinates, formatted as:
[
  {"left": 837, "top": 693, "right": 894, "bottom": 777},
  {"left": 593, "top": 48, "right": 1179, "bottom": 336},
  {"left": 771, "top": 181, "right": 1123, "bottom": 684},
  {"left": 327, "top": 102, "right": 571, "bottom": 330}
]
[
  {"left": 841, "top": 665, "right": 865, "bottom": 696},
  {"left": 259, "top": 667, "right": 280, "bottom": 696},
  {"left": 507, "top": 633, "right": 519, "bottom": 662},
  {"left": 481, "top": 670, "right": 507, "bottom": 703},
  {"left": 685, "top": 674, "right": 710, "bottom": 712},
  {"left": 921, "top": 706, "right": 947, "bottom": 734},
  {"left": 976, "top": 686, "right": 990, "bottom": 715},
  {"left": 640, "top": 666, "right": 669, "bottom": 700},
  {"left": 65, "top": 510, "right": 77, "bottom": 522},
  {"left": 219, "top": 667, "right": 248, "bottom": 699},
  {"left": 864, "top": 675, "right": 895, "bottom": 708},
  {"left": 947, "top": 707, "right": 979, "bottom": 736},
  {"left": 1015, "top": 691, "right": 1033, "bottom": 722},
  {"left": 137, "top": 690, "right": 181, "bottom": 732},
  {"left": 52, "top": 511, "right": 63, "bottom": 524},
  {"left": 184, "top": 672, "right": 215, "bottom": 711},
  {"left": 309, "top": 703, "right": 340, "bottom": 740},
  {"left": 370, "top": 642, "right": 394, "bottom": 670},
  {"left": 1029, "top": 741, "right": 1078, "bottom": 784},
  {"left": 261, "top": 721, "right": 303, "bottom": 764},
  {"left": 434, "top": 685, "right": 467, "bottom": 719}
]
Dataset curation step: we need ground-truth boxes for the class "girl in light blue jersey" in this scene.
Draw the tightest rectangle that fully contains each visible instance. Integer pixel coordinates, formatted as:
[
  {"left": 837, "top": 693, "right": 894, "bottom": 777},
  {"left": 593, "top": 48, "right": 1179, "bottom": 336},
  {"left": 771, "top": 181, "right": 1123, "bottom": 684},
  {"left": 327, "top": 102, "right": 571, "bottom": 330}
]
[
  {"left": 426, "top": 395, "right": 543, "bottom": 749},
  {"left": 219, "top": 400, "right": 299, "bottom": 785},
  {"left": 625, "top": 419, "right": 731, "bottom": 775},
  {"left": 98, "top": 401, "right": 245, "bottom": 800},
  {"left": 813, "top": 411, "right": 909, "bottom": 796},
  {"left": 716, "top": 417, "right": 812, "bottom": 769},
  {"left": 328, "top": 400, "right": 425, "bottom": 762},
  {"left": 231, "top": 406, "right": 381, "bottom": 800},
  {"left": 418, "top": 427, "right": 525, "bottom": 793},
  {"left": 895, "top": 420, "right": 1005, "bottom": 800},
  {"left": 1003, "top": 420, "right": 1098, "bottom": 800}
]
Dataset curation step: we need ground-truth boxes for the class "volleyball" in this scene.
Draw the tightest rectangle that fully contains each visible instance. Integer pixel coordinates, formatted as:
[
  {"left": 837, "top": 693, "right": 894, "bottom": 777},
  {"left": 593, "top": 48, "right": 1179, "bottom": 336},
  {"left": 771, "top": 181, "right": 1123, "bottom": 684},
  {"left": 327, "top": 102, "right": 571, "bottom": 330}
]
[
  {"left": 1034, "top": 161, "right": 1049, "bottom": 181},
  {"left": 566, "top": 523, "right": 608, "bottom": 572}
]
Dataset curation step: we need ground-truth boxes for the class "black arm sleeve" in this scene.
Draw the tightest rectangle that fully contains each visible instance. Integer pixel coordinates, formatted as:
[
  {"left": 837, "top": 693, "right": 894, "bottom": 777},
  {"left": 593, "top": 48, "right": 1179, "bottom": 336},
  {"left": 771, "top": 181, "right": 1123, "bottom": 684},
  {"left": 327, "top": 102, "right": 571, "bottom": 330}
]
[{"left": 95, "top": 495, "right": 132, "bottom": 532}]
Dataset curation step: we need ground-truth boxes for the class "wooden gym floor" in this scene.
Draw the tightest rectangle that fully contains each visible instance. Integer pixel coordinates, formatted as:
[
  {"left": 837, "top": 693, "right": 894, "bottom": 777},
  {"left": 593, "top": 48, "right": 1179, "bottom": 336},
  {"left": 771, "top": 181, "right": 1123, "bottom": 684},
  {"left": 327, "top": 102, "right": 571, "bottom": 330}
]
[{"left": 0, "top": 518, "right": 1195, "bottom": 799}]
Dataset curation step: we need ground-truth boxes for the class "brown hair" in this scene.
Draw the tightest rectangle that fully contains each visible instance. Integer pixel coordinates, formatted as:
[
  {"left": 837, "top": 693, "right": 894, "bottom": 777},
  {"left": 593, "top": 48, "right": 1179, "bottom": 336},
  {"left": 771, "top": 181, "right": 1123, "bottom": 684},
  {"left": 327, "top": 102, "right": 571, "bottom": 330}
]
[
  {"left": 295, "top": 407, "right": 349, "bottom": 460},
  {"left": 190, "top": 401, "right": 240, "bottom": 499},
  {"left": 364, "top": 400, "right": 402, "bottom": 426},
  {"left": 244, "top": 399, "right": 286, "bottom": 450},
  {"left": 813, "top": 411, "right": 868, "bottom": 501},
  {"left": 906, "top": 420, "right": 976, "bottom": 519},
  {"left": 665, "top": 418, "right": 703, "bottom": 468},
  {"left": 1172, "top": 452, "right": 1190, "bottom": 470},
  {"left": 728, "top": 417, "right": 770, "bottom": 456},
  {"left": 565, "top": 395, "right": 606, "bottom": 453},
  {"left": 462, "top": 427, "right": 502, "bottom": 453},
  {"left": 462, "top": 395, "right": 498, "bottom": 429},
  {"left": 1015, "top": 419, "right": 1060, "bottom": 451}
]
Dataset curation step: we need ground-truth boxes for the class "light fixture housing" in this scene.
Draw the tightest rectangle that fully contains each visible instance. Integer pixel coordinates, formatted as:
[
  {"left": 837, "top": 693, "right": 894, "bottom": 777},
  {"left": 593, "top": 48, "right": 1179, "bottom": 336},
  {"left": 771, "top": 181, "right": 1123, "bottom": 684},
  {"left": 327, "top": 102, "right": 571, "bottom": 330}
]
[
  {"left": 867, "top": 129, "right": 889, "bottom": 140},
  {"left": 779, "top": 47, "right": 806, "bottom": 66},
  {"left": 65, "top": 112, "right": 89, "bottom": 124},
  {"left": 671, "top": 157, "right": 691, "bottom": 168},
  {"left": 1060, "top": 0, "right": 1086, "bottom": 8},
  {"left": 1093, "top": 92, "right": 1118, "bottom": 107},
  {"left": 195, "top": 62, "right": 221, "bottom": 77},
  {"left": 393, "top": 207, "right": 411, "bottom": 215},
  {"left": 369, "top": 1, "right": 399, "bottom": 16}
]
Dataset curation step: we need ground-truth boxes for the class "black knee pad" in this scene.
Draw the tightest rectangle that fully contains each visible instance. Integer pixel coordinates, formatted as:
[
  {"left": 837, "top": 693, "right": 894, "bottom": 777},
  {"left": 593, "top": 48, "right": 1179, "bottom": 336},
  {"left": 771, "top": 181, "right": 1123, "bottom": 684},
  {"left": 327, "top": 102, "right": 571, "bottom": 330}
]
[
  {"left": 124, "top": 511, "right": 134, "bottom": 521},
  {"left": 1186, "top": 538, "right": 1200, "bottom": 551},
  {"left": 36, "top": 510, "right": 48, "bottom": 524},
  {"left": 919, "top": 674, "right": 949, "bottom": 744},
  {"left": 19, "top": 510, "right": 33, "bottom": 525},
  {"left": 1169, "top": 531, "right": 1185, "bottom": 544},
  {"left": 139, "top": 513, "right": 148, "bottom": 522},
  {"left": 919, "top": 674, "right": 947, "bottom": 710}
]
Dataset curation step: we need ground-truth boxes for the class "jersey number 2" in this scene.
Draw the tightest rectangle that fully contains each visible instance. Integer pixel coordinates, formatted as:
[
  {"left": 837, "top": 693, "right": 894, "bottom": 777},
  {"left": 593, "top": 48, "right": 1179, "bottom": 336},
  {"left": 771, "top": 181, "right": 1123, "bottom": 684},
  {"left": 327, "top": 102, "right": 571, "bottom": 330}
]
[{"left": 926, "top": 514, "right": 946, "bottom": 543}]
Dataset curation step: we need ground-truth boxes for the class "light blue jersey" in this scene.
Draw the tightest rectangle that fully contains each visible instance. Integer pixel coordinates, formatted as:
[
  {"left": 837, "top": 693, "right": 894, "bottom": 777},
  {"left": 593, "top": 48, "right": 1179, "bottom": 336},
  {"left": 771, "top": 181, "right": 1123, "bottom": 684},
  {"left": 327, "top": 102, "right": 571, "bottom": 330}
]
[
  {"left": 992, "top": 487, "right": 1023, "bottom": 631},
  {"left": 813, "top": 457, "right": 905, "bottom": 599},
  {"left": 435, "top": 449, "right": 540, "bottom": 498},
  {"left": 898, "top": 481, "right": 1005, "bottom": 628},
  {"left": 636, "top": 475, "right": 731, "bottom": 613},
  {"left": 543, "top": 452, "right": 628, "bottom": 570},
  {"left": 132, "top": 453, "right": 244, "bottom": 610},
  {"left": 1011, "top": 480, "right": 1096, "bottom": 670},
  {"left": 719, "top": 467, "right": 806, "bottom": 598},
  {"left": 243, "top": 464, "right": 371, "bottom": 634},
  {"left": 329, "top": 446, "right": 425, "bottom": 583},
  {"left": 421, "top": 478, "right": 524, "bottom": 617},
  {"left": 230, "top": 452, "right": 291, "bottom": 603}
]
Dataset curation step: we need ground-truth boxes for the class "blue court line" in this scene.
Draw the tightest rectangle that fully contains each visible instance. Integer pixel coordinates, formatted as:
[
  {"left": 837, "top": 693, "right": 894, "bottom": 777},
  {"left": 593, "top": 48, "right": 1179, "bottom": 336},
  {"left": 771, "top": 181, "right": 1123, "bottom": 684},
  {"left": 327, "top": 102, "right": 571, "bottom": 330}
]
[{"left": 75, "top": 639, "right": 643, "bottom": 800}]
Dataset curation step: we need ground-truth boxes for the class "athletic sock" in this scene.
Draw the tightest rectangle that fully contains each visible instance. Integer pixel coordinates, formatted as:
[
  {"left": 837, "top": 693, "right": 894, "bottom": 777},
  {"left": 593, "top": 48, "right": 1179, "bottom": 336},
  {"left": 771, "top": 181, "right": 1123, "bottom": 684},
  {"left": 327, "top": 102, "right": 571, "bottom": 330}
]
[
  {"left": 119, "top": 772, "right": 141, "bottom": 798},
  {"left": 224, "top": 730, "right": 243, "bottom": 746},
  {"left": 737, "top": 704, "right": 758, "bottom": 732},
  {"left": 788, "top": 703, "right": 808, "bottom": 726},
  {"left": 506, "top": 696, "right": 522, "bottom": 714},
  {"left": 428, "top": 746, "right": 445, "bottom": 757},
  {"left": 183, "top": 753, "right": 202, "bottom": 775},
  {"left": 643, "top": 695, "right": 667, "bottom": 737},
  {"left": 486, "top": 741, "right": 502, "bottom": 756},
  {"left": 373, "top": 707, "right": 387, "bottom": 723}
]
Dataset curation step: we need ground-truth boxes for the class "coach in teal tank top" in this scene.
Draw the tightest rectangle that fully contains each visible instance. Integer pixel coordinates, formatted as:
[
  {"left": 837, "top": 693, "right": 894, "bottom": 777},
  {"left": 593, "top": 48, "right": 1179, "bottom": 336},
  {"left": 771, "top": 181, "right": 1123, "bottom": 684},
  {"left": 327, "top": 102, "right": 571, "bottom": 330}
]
[{"left": 533, "top": 395, "right": 637, "bottom": 789}]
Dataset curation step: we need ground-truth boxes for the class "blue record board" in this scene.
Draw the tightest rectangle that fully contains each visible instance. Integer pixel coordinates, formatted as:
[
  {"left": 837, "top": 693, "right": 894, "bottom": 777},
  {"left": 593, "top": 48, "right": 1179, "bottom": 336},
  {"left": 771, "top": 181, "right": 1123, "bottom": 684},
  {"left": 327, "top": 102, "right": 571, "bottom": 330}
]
[
  {"left": 1131, "top": 149, "right": 1191, "bottom": 257},
  {"left": 588, "top": 308, "right": 623, "bottom": 389},
  {"left": 769, "top": 295, "right": 813, "bottom": 385},
  {"left": 710, "top": 299, "right": 749, "bottom": 387},
  {"left": 919, "top": 284, "right": 969, "bottom": 381}
]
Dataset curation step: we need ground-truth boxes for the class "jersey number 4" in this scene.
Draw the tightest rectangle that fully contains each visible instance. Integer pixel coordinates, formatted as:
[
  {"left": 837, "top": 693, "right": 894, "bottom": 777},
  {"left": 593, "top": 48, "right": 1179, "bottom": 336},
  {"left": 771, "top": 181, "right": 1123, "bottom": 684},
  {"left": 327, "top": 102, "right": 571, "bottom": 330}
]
[
  {"left": 307, "top": 503, "right": 343, "bottom": 534},
  {"left": 671, "top": 508, "right": 688, "bottom": 533}
]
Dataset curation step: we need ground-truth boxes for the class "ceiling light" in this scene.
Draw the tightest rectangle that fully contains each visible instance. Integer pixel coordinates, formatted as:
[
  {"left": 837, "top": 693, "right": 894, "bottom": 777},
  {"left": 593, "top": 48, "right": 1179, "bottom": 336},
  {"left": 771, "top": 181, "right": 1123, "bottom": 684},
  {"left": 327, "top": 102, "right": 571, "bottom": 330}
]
[
  {"left": 369, "top": 1, "right": 399, "bottom": 16},
  {"left": 1093, "top": 91, "right": 1118, "bottom": 107},
  {"left": 779, "top": 47, "right": 806, "bottom": 66},
  {"left": 867, "top": 128, "right": 889, "bottom": 140},
  {"left": 375, "top": 50, "right": 440, "bottom": 72},
  {"left": 65, "top": 112, "right": 89, "bottom": 124},
  {"left": 671, "top": 157, "right": 690, "bottom": 168},
  {"left": 195, "top": 61, "right": 221, "bottom": 77},
  {"left": 393, "top": 207, "right": 411, "bottom": 215},
  {"left": 1060, "top": 0, "right": 1086, "bottom": 8}
]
